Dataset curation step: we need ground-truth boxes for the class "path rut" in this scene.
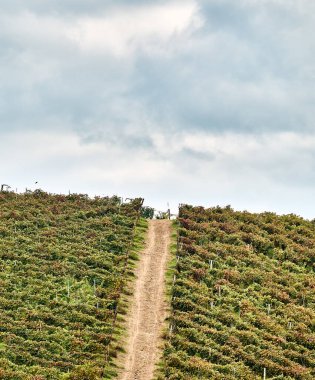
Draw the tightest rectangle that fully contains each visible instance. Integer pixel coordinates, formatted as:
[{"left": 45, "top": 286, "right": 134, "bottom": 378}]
[{"left": 118, "top": 219, "right": 172, "bottom": 380}]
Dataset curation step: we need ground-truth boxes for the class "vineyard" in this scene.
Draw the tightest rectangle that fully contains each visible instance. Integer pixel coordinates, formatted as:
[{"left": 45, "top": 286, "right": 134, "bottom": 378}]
[
  {"left": 1, "top": 193, "right": 315, "bottom": 380},
  {"left": 162, "top": 205, "right": 315, "bottom": 379},
  {"left": 0, "top": 191, "right": 144, "bottom": 379}
]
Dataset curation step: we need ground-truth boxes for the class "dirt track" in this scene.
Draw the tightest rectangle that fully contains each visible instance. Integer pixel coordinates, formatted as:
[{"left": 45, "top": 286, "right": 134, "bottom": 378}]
[{"left": 118, "top": 219, "right": 172, "bottom": 380}]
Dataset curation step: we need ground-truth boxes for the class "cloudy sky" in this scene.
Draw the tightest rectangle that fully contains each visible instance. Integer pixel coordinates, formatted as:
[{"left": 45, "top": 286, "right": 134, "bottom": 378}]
[{"left": 1, "top": 0, "right": 315, "bottom": 217}]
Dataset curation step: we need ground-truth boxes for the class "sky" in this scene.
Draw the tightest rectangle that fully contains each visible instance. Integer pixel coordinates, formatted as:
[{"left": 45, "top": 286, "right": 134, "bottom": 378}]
[{"left": 1, "top": 0, "right": 315, "bottom": 218}]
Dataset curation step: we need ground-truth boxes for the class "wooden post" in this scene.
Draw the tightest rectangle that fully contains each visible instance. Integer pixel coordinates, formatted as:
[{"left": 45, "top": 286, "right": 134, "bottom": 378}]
[
  {"left": 263, "top": 367, "right": 266, "bottom": 380},
  {"left": 267, "top": 303, "right": 271, "bottom": 315},
  {"left": 288, "top": 321, "right": 292, "bottom": 329}
]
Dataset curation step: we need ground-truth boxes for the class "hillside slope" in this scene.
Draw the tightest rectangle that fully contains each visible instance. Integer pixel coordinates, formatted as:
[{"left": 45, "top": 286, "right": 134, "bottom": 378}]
[
  {"left": 162, "top": 205, "right": 315, "bottom": 380},
  {"left": 0, "top": 191, "right": 143, "bottom": 379}
]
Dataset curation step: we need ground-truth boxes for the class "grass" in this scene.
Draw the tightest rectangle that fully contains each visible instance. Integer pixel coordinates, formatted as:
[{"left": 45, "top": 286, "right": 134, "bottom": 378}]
[
  {"left": 155, "top": 219, "right": 178, "bottom": 380},
  {"left": 108, "top": 217, "right": 148, "bottom": 379}
]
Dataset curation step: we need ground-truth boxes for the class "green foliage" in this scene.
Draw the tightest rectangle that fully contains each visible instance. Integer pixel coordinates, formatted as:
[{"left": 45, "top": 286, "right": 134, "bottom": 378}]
[
  {"left": 61, "top": 363, "right": 102, "bottom": 380},
  {"left": 156, "top": 211, "right": 170, "bottom": 220},
  {"left": 140, "top": 206, "right": 155, "bottom": 219},
  {"left": 0, "top": 192, "right": 143, "bottom": 379},
  {"left": 162, "top": 205, "right": 315, "bottom": 379}
]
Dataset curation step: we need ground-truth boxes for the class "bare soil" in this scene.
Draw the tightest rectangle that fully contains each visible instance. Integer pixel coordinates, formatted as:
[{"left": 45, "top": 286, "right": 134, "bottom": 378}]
[{"left": 117, "top": 219, "right": 172, "bottom": 380}]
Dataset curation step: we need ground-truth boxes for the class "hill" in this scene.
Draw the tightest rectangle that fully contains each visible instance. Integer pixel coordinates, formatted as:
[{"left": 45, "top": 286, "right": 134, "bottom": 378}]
[
  {"left": 0, "top": 191, "right": 143, "bottom": 379},
  {"left": 162, "top": 205, "right": 315, "bottom": 379},
  {"left": 1, "top": 195, "right": 315, "bottom": 380}
]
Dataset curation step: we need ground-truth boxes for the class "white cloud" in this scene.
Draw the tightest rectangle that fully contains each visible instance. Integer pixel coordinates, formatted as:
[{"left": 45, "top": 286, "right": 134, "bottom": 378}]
[
  {"left": 67, "top": 1, "right": 202, "bottom": 56},
  {"left": 2, "top": 129, "right": 315, "bottom": 217},
  {"left": 0, "top": 130, "right": 172, "bottom": 186}
]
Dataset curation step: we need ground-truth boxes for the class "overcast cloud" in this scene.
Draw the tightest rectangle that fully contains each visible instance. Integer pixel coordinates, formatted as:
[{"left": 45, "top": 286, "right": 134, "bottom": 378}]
[{"left": 1, "top": 0, "right": 315, "bottom": 217}]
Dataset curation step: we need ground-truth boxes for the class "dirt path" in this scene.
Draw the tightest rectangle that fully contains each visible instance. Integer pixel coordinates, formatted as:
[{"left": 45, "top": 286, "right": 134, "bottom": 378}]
[{"left": 118, "top": 219, "right": 172, "bottom": 380}]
